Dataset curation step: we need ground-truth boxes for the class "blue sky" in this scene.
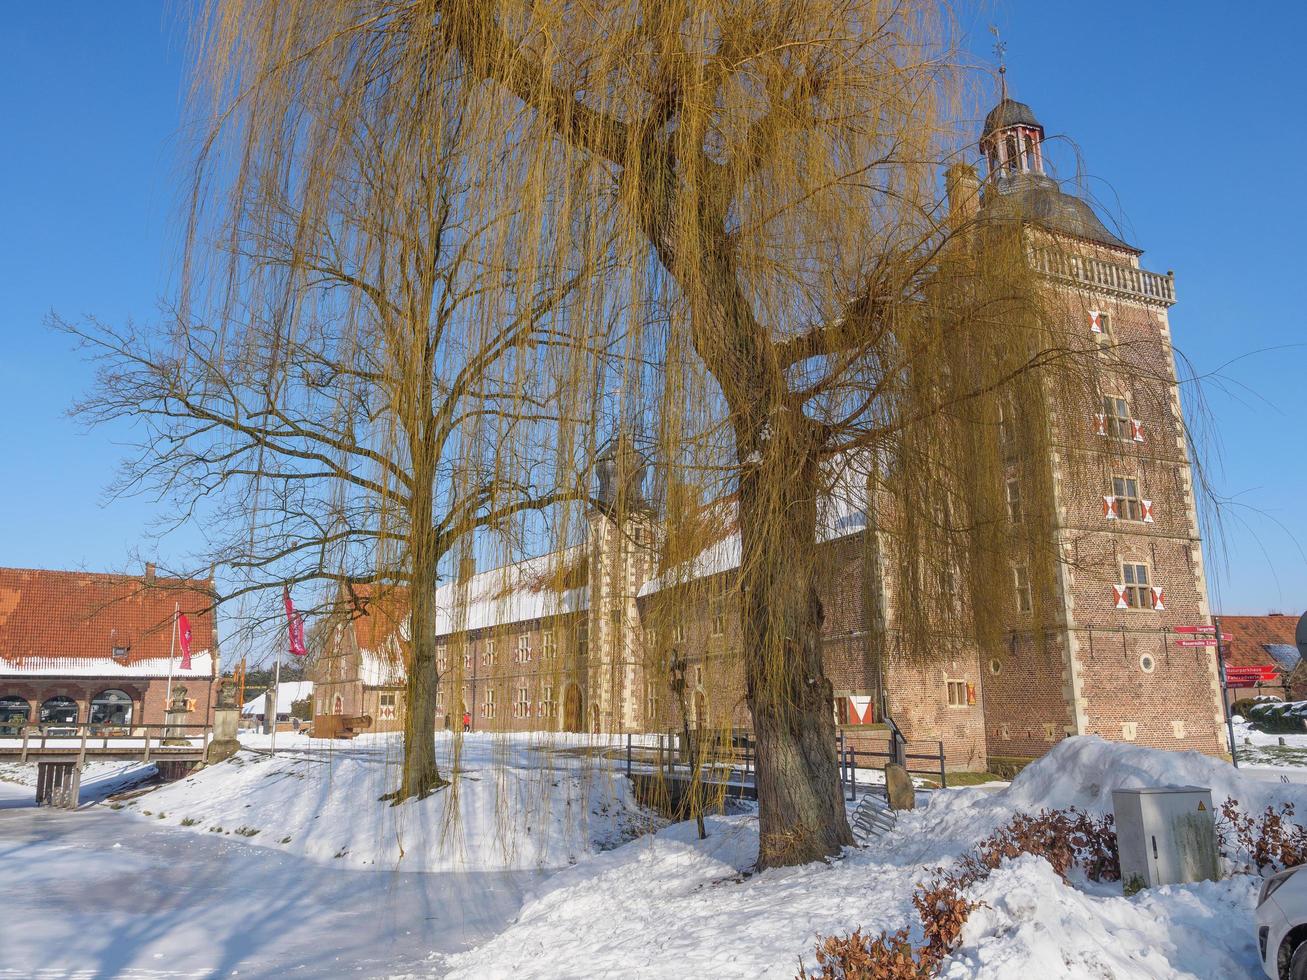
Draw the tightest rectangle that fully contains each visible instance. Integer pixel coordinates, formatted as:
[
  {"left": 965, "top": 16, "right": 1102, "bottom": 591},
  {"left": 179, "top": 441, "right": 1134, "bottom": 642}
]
[{"left": 0, "top": 2, "right": 1302, "bottom": 620}]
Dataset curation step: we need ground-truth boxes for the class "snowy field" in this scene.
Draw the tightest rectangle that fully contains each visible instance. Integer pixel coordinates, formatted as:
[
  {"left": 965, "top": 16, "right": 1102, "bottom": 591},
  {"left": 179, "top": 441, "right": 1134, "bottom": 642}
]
[
  {"left": 439, "top": 737, "right": 1290, "bottom": 979},
  {"left": 101, "top": 731, "right": 657, "bottom": 872},
  {"left": 2, "top": 731, "right": 1305, "bottom": 977}
]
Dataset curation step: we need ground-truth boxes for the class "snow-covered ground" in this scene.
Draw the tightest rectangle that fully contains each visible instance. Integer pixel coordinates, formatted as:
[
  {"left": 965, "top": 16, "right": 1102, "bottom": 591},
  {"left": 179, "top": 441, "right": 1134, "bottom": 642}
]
[
  {"left": 1231, "top": 715, "right": 1307, "bottom": 776},
  {"left": 440, "top": 737, "right": 1295, "bottom": 979},
  {"left": 0, "top": 775, "right": 544, "bottom": 978},
  {"left": 108, "top": 731, "right": 659, "bottom": 872},
  {"left": 2, "top": 731, "right": 1302, "bottom": 978}
]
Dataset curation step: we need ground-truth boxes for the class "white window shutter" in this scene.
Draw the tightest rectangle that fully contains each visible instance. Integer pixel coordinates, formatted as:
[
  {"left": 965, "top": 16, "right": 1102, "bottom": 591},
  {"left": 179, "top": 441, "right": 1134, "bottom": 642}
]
[
  {"left": 1102, "top": 495, "right": 1118, "bottom": 520},
  {"left": 1093, "top": 413, "right": 1107, "bottom": 437},
  {"left": 1112, "top": 585, "right": 1129, "bottom": 609},
  {"left": 1150, "top": 587, "right": 1165, "bottom": 611},
  {"left": 1131, "top": 419, "right": 1145, "bottom": 442},
  {"left": 1141, "top": 499, "right": 1155, "bottom": 523}
]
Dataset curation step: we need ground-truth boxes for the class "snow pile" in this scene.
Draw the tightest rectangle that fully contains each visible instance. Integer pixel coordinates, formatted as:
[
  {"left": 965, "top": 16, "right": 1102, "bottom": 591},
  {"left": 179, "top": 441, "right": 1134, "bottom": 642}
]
[
  {"left": 443, "top": 737, "right": 1283, "bottom": 978},
  {"left": 902, "top": 735, "right": 1307, "bottom": 865},
  {"left": 945, "top": 856, "right": 1259, "bottom": 978},
  {"left": 117, "top": 732, "right": 655, "bottom": 872}
]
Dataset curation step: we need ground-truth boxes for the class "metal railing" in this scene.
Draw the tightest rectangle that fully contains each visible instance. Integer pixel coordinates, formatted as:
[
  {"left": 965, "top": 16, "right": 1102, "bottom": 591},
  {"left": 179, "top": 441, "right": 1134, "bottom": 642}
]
[{"left": 622, "top": 728, "right": 947, "bottom": 801}]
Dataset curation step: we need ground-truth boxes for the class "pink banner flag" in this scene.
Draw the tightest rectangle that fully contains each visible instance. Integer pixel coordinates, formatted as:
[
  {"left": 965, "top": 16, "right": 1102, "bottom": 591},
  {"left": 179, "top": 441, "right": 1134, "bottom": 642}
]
[
  {"left": 177, "top": 614, "right": 193, "bottom": 670},
  {"left": 284, "top": 588, "right": 307, "bottom": 657}
]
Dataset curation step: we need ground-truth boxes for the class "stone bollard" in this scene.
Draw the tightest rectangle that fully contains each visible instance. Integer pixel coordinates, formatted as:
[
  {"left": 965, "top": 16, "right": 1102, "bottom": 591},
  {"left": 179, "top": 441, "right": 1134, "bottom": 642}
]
[
  {"left": 205, "top": 680, "right": 242, "bottom": 763},
  {"left": 884, "top": 763, "right": 916, "bottom": 811}
]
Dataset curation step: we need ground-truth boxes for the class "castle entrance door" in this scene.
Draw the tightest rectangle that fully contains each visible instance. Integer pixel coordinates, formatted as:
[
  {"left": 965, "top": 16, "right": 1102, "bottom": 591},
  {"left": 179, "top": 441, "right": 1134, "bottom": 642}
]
[{"left": 562, "top": 684, "right": 583, "bottom": 733}]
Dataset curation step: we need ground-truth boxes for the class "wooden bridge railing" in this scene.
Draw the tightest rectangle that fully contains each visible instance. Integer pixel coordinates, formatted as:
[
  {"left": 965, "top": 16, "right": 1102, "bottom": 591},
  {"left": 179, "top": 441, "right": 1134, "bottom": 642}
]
[{"left": 7, "top": 723, "right": 212, "bottom": 765}]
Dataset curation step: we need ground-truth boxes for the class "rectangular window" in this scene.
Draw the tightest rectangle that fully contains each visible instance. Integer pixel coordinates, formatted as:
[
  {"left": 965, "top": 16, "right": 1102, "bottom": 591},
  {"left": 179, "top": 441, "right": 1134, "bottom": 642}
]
[
  {"left": 946, "top": 680, "right": 968, "bottom": 707},
  {"left": 1103, "top": 395, "right": 1131, "bottom": 440},
  {"left": 462, "top": 651, "right": 471, "bottom": 672},
  {"left": 644, "top": 627, "right": 657, "bottom": 650},
  {"left": 1112, "top": 476, "right": 1143, "bottom": 522},
  {"left": 515, "top": 633, "right": 531, "bottom": 664},
  {"left": 997, "top": 401, "right": 1015, "bottom": 448},
  {"left": 539, "top": 685, "right": 556, "bottom": 719},
  {"left": 514, "top": 687, "right": 530, "bottom": 718},
  {"left": 710, "top": 599, "right": 725, "bottom": 637},
  {"left": 1005, "top": 478, "right": 1023, "bottom": 523},
  {"left": 482, "top": 689, "right": 496, "bottom": 718},
  {"left": 1013, "top": 564, "right": 1033, "bottom": 614},
  {"left": 481, "top": 638, "right": 497, "bottom": 667},
  {"left": 380, "top": 693, "right": 396, "bottom": 707},
  {"left": 1122, "top": 561, "right": 1151, "bottom": 609},
  {"left": 576, "top": 625, "right": 588, "bottom": 660},
  {"left": 673, "top": 622, "right": 687, "bottom": 644},
  {"left": 644, "top": 682, "right": 659, "bottom": 723},
  {"left": 541, "top": 630, "right": 556, "bottom": 660},
  {"left": 437, "top": 646, "right": 449, "bottom": 673}
]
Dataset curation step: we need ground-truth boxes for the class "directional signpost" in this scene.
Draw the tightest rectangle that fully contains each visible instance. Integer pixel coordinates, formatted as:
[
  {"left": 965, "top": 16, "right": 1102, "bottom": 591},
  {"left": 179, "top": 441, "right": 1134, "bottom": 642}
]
[{"left": 1213, "top": 616, "right": 1237, "bottom": 767}]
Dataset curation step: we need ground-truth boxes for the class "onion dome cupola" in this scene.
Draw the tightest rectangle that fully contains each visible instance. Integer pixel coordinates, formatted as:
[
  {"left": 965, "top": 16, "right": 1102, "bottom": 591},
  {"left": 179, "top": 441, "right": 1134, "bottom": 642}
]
[
  {"left": 975, "top": 85, "right": 1138, "bottom": 253},
  {"left": 980, "top": 97, "right": 1045, "bottom": 178}
]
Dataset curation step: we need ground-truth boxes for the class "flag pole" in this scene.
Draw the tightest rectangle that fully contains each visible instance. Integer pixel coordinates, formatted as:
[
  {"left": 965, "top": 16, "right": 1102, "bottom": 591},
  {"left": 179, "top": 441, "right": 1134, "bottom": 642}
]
[
  {"left": 165, "top": 602, "right": 178, "bottom": 721},
  {"left": 271, "top": 646, "right": 281, "bottom": 756}
]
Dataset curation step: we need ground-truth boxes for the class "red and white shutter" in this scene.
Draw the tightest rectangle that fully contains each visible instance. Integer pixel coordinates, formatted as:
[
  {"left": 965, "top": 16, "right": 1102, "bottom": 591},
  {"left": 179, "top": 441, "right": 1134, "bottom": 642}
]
[
  {"left": 1150, "top": 587, "right": 1166, "bottom": 611},
  {"left": 1093, "top": 413, "right": 1107, "bottom": 437},
  {"left": 848, "top": 695, "right": 875, "bottom": 726},
  {"left": 1130, "top": 419, "right": 1145, "bottom": 443},
  {"left": 1089, "top": 310, "right": 1104, "bottom": 333},
  {"left": 1141, "top": 499, "right": 1155, "bottom": 523},
  {"left": 1112, "top": 585, "right": 1129, "bottom": 609},
  {"left": 1102, "top": 496, "right": 1119, "bottom": 520}
]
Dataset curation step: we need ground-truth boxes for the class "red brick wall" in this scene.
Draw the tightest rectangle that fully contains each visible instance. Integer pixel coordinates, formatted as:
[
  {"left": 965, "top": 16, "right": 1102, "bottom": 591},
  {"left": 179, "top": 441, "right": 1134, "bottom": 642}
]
[{"left": 0, "top": 676, "right": 215, "bottom": 729}]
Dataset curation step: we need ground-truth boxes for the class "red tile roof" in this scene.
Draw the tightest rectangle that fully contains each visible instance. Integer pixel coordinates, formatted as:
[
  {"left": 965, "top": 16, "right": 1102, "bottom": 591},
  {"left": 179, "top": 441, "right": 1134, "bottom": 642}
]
[
  {"left": 330, "top": 583, "right": 409, "bottom": 654},
  {"left": 0, "top": 566, "right": 216, "bottom": 671},
  {"left": 1219, "top": 613, "right": 1302, "bottom": 670}
]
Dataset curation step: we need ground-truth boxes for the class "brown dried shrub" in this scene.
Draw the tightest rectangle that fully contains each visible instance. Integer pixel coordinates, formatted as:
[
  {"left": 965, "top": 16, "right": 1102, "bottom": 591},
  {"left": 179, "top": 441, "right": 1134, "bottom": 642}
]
[
  {"left": 797, "top": 806, "right": 1119, "bottom": 979},
  {"left": 1216, "top": 798, "right": 1307, "bottom": 874}
]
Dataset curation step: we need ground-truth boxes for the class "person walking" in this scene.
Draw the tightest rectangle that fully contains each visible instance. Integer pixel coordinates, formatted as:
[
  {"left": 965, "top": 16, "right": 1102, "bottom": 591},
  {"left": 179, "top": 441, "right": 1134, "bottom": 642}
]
[{"left": 462, "top": 710, "right": 471, "bottom": 733}]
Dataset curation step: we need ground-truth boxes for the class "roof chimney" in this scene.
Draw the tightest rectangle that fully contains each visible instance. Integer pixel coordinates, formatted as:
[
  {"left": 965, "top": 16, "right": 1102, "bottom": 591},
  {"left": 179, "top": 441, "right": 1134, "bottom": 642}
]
[
  {"left": 945, "top": 163, "right": 980, "bottom": 232},
  {"left": 144, "top": 562, "right": 157, "bottom": 584}
]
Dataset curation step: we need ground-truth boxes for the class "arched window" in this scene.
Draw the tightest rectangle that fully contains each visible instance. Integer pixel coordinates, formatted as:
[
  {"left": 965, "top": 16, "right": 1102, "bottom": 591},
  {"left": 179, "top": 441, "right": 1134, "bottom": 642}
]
[
  {"left": 89, "top": 689, "right": 133, "bottom": 728},
  {"left": 40, "top": 696, "right": 79, "bottom": 726},
  {"left": 0, "top": 695, "right": 30, "bottom": 736}
]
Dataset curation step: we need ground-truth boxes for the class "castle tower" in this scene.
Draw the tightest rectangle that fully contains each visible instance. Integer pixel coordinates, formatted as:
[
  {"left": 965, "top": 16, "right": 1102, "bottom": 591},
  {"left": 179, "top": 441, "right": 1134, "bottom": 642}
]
[
  {"left": 963, "top": 93, "right": 1226, "bottom": 763},
  {"left": 585, "top": 436, "right": 656, "bottom": 732}
]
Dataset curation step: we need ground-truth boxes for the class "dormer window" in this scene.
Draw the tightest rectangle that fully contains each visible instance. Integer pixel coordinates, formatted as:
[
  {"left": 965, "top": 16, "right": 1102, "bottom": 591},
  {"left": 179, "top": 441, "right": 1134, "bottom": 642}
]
[{"left": 112, "top": 646, "right": 129, "bottom": 660}]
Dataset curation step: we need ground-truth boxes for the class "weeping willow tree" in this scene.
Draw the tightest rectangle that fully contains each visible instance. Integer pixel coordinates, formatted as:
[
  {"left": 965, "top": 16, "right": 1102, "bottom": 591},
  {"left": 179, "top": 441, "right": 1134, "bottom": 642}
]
[{"left": 177, "top": 0, "right": 1142, "bottom": 867}]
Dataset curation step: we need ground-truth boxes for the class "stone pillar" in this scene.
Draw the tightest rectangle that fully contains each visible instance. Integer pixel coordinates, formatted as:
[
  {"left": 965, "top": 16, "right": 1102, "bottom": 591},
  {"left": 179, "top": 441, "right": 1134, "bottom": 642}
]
[
  {"left": 164, "top": 684, "right": 193, "bottom": 743},
  {"left": 205, "top": 679, "right": 242, "bottom": 763}
]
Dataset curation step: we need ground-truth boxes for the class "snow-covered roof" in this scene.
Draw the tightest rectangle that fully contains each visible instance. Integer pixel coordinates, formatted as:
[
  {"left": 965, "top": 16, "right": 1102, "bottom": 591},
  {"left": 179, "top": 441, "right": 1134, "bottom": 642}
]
[
  {"left": 360, "top": 651, "right": 405, "bottom": 688},
  {"left": 638, "top": 467, "right": 868, "bottom": 596},
  {"left": 241, "top": 680, "right": 314, "bottom": 716},
  {"left": 432, "top": 547, "right": 589, "bottom": 634},
  {"left": 0, "top": 651, "right": 215, "bottom": 679}
]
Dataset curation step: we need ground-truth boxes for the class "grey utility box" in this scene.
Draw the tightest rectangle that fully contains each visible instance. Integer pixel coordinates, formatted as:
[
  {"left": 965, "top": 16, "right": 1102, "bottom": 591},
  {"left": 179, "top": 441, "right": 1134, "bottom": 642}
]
[{"left": 1112, "top": 786, "right": 1221, "bottom": 892}]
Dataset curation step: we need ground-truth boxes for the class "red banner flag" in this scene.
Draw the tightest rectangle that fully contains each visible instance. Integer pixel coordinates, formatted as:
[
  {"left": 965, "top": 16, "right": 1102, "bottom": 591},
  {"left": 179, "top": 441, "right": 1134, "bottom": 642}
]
[
  {"left": 284, "top": 588, "right": 307, "bottom": 657},
  {"left": 177, "top": 614, "right": 193, "bottom": 670}
]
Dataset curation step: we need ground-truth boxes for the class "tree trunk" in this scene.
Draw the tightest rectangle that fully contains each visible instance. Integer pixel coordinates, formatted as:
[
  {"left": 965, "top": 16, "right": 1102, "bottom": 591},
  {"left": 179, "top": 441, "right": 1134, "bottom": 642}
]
[
  {"left": 393, "top": 444, "right": 447, "bottom": 801},
  {"left": 737, "top": 439, "right": 854, "bottom": 868}
]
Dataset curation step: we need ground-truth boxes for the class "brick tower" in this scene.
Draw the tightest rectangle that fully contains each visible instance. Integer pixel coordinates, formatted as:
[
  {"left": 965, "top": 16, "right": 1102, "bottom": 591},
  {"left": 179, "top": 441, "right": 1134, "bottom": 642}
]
[{"left": 963, "top": 94, "right": 1227, "bottom": 764}]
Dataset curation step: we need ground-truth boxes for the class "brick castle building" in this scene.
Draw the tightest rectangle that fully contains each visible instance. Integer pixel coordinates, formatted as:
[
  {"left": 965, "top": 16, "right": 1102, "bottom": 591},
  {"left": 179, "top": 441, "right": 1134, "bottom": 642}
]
[
  {"left": 0, "top": 565, "right": 219, "bottom": 735},
  {"left": 311, "top": 94, "right": 1226, "bottom": 771}
]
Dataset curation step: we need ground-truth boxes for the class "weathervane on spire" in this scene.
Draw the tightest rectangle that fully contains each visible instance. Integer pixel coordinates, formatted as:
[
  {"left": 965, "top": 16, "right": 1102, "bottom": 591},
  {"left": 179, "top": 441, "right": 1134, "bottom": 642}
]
[{"left": 989, "top": 25, "right": 1008, "bottom": 100}]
